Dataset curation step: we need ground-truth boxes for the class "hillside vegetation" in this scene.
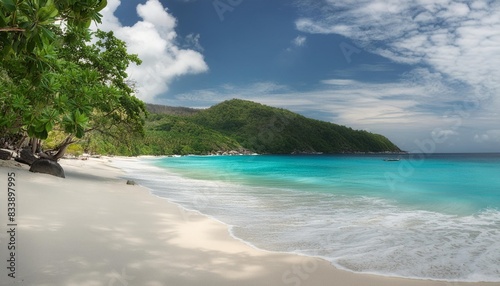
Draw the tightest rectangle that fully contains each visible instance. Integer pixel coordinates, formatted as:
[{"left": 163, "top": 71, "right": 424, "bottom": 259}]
[
  {"left": 145, "top": 104, "right": 201, "bottom": 116},
  {"left": 84, "top": 99, "right": 401, "bottom": 155},
  {"left": 191, "top": 99, "right": 400, "bottom": 154}
]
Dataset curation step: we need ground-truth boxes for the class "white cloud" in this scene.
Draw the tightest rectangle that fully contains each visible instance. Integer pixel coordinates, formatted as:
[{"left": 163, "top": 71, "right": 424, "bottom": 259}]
[
  {"left": 169, "top": 78, "right": 448, "bottom": 130},
  {"left": 292, "top": 0, "right": 500, "bottom": 151},
  {"left": 295, "top": 0, "right": 500, "bottom": 101},
  {"left": 249, "top": 82, "right": 290, "bottom": 94},
  {"left": 292, "top": 35, "right": 307, "bottom": 47},
  {"left": 162, "top": 74, "right": 500, "bottom": 151},
  {"left": 401, "top": 68, "right": 453, "bottom": 97},
  {"left": 474, "top": 134, "right": 489, "bottom": 143},
  {"left": 169, "top": 81, "right": 290, "bottom": 108},
  {"left": 321, "top": 79, "right": 358, "bottom": 86},
  {"left": 474, "top": 130, "right": 500, "bottom": 143},
  {"left": 92, "top": 0, "right": 208, "bottom": 102},
  {"left": 184, "top": 34, "right": 204, "bottom": 52},
  {"left": 431, "top": 129, "right": 459, "bottom": 142}
]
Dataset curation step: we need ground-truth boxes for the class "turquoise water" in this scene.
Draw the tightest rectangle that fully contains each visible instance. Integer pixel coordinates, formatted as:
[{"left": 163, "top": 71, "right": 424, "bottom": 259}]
[{"left": 115, "top": 154, "right": 500, "bottom": 281}]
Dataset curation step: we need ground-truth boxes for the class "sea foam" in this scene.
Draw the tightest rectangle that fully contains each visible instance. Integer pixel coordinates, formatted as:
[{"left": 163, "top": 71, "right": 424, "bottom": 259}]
[{"left": 113, "top": 157, "right": 500, "bottom": 282}]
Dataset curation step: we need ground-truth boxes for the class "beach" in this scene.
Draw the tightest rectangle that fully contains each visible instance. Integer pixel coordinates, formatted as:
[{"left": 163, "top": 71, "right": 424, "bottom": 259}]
[{"left": 0, "top": 157, "right": 496, "bottom": 286}]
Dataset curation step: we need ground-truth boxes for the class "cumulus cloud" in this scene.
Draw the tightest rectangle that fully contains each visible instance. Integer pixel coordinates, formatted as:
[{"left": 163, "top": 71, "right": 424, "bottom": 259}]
[
  {"left": 295, "top": 0, "right": 500, "bottom": 101},
  {"left": 93, "top": 0, "right": 208, "bottom": 102}
]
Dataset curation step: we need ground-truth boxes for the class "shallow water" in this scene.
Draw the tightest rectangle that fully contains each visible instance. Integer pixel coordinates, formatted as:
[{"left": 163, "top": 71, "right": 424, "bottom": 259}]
[{"left": 115, "top": 154, "right": 500, "bottom": 282}]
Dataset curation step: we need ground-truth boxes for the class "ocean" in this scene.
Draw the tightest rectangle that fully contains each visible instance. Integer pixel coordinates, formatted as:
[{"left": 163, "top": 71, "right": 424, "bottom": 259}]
[{"left": 114, "top": 154, "right": 500, "bottom": 282}]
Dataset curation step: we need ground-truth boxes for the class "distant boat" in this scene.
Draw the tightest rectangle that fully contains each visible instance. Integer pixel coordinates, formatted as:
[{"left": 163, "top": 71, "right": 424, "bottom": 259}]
[{"left": 383, "top": 158, "right": 400, "bottom": 161}]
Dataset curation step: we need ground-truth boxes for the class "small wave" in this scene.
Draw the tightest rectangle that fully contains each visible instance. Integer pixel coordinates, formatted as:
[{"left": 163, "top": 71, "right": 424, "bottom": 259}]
[{"left": 112, "top": 157, "right": 500, "bottom": 282}]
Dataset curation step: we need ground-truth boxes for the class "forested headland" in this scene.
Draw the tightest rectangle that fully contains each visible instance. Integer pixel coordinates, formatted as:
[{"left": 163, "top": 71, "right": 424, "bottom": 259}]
[{"left": 84, "top": 99, "right": 402, "bottom": 156}]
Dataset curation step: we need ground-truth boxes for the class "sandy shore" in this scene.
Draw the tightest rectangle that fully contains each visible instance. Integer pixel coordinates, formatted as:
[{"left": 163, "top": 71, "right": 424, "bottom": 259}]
[{"left": 0, "top": 157, "right": 496, "bottom": 286}]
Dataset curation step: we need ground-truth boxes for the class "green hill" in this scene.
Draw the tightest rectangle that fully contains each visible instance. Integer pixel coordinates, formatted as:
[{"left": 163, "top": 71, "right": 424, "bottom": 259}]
[
  {"left": 84, "top": 99, "right": 401, "bottom": 155},
  {"left": 140, "top": 114, "right": 243, "bottom": 155},
  {"left": 191, "top": 99, "right": 401, "bottom": 154}
]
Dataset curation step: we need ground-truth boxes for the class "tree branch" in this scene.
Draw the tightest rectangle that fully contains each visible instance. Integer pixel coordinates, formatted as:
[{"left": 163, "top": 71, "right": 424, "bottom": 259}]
[
  {"left": 0, "top": 27, "right": 25, "bottom": 32},
  {"left": 39, "top": 135, "right": 76, "bottom": 161}
]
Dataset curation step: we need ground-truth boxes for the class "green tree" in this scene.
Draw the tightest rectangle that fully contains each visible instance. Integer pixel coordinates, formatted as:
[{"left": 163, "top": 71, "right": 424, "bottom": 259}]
[
  {"left": 0, "top": 1, "right": 146, "bottom": 161},
  {"left": 42, "top": 29, "right": 146, "bottom": 160},
  {"left": 0, "top": 0, "right": 107, "bottom": 83}
]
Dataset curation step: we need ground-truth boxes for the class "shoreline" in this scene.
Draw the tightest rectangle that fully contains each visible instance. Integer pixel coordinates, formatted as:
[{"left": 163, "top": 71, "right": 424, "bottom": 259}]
[
  {"left": 115, "top": 156, "right": 500, "bottom": 284},
  {"left": 0, "top": 157, "right": 496, "bottom": 285}
]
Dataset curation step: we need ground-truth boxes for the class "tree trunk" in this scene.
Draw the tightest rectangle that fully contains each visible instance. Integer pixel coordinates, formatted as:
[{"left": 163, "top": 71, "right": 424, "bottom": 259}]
[
  {"left": 15, "top": 135, "right": 27, "bottom": 153},
  {"left": 39, "top": 136, "right": 75, "bottom": 161},
  {"left": 31, "top": 137, "right": 38, "bottom": 155}
]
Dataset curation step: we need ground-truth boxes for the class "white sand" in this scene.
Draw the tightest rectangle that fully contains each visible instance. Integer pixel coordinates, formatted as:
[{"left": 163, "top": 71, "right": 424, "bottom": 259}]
[{"left": 0, "top": 158, "right": 496, "bottom": 286}]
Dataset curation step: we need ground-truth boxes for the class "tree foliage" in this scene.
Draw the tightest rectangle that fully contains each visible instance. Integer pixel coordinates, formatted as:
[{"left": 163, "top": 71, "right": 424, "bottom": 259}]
[
  {"left": 0, "top": 0, "right": 146, "bottom": 160},
  {"left": 0, "top": 0, "right": 107, "bottom": 83},
  {"left": 86, "top": 113, "right": 242, "bottom": 156}
]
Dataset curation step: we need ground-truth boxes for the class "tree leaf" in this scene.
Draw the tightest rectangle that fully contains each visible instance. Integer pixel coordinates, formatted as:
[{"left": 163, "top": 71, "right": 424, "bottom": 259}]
[
  {"left": 35, "top": 122, "right": 46, "bottom": 133},
  {"left": 75, "top": 126, "right": 85, "bottom": 138},
  {"left": 45, "top": 121, "right": 53, "bottom": 132},
  {"left": 38, "top": 4, "right": 59, "bottom": 24},
  {"left": 74, "top": 110, "right": 88, "bottom": 126},
  {"left": 1, "top": 0, "right": 17, "bottom": 12},
  {"left": 95, "top": 0, "right": 107, "bottom": 12},
  {"left": 38, "top": 129, "right": 49, "bottom": 140}
]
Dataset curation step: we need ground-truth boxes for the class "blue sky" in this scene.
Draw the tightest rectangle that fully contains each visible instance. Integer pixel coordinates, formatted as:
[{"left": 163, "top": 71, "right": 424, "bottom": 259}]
[{"left": 94, "top": 0, "right": 500, "bottom": 153}]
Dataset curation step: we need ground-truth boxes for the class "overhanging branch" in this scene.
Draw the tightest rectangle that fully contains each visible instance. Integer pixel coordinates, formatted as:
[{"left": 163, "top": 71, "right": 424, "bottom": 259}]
[{"left": 0, "top": 27, "right": 25, "bottom": 32}]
